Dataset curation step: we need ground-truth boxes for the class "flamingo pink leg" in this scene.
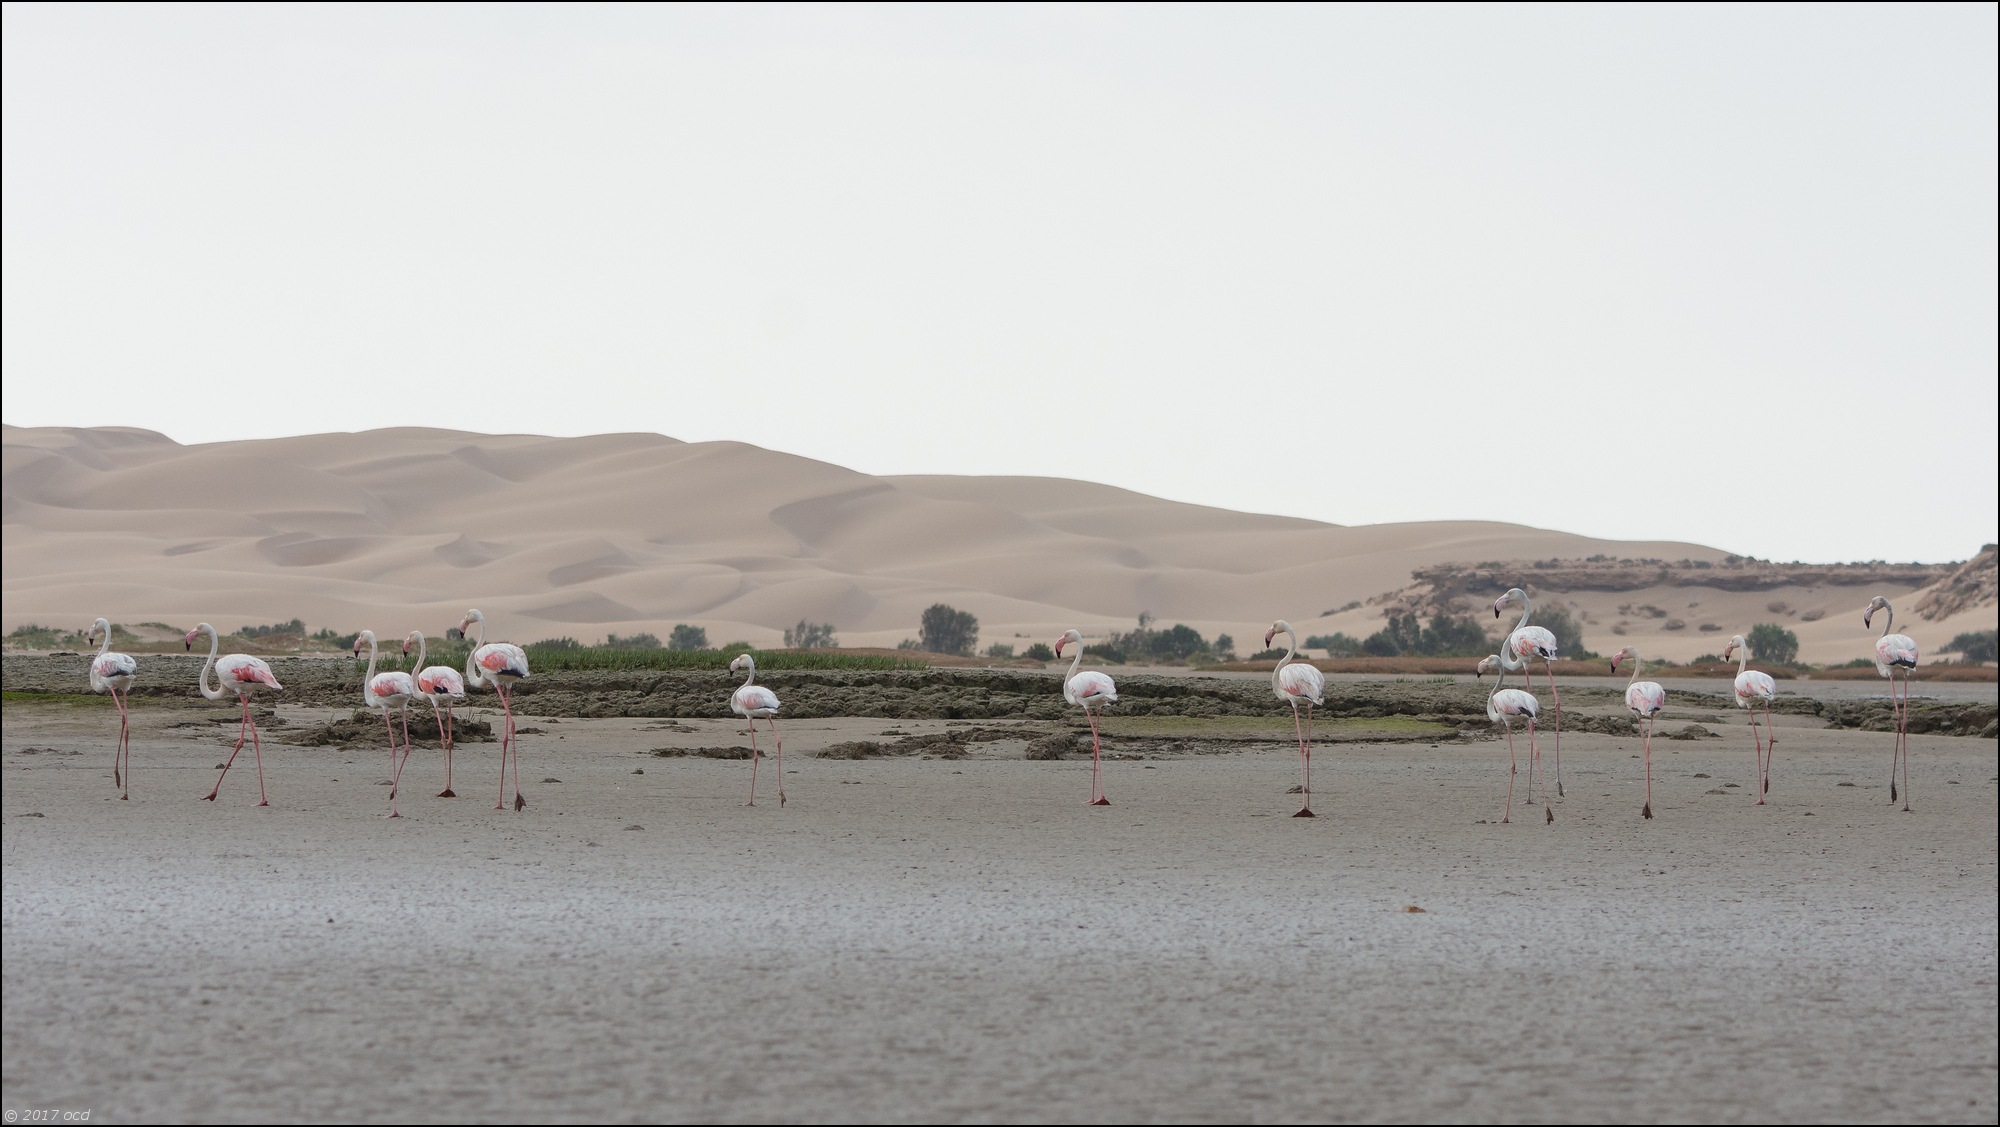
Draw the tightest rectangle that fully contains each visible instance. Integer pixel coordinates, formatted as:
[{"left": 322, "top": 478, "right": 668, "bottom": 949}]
[
  {"left": 1762, "top": 699, "right": 1776, "bottom": 797},
  {"left": 246, "top": 700, "right": 269, "bottom": 806},
  {"left": 1641, "top": 715, "right": 1655, "bottom": 820},
  {"left": 1502, "top": 724, "right": 1516, "bottom": 825},
  {"left": 387, "top": 711, "right": 411, "bottom": 818},
  {"left": 1545, "top": 660, "right": 1564, "bottom": 798},
  {"left": 436, "top": 703, "right": 457, "bottom": 797},
  {"left": 745, "top": 718, "right": 762, "bottom": 806},
  {"left": 111, "top": 687, "right": 132, "bottom": 800},
  {"left": 205, "top": 698, "right": 253, "bottom": 801},
  {"left": 770, "top": 717, "right": 786, "bottom": 807},
  {"left": 1896, "top": 671, "right": 1911, "bottom": 811},
  {"left": 1087, "top": 708, "right": 1110, "bottom": 805},
  {"left": 1521, "top": 663, "right": 1539, "bottom": 801},
  {"left": 1530, "top": 721, "right": 1551, "bottom": 824},
  {"left": 1748, "top": 705, "right": 1766, "bottom": 805},
  {"left": 1290, "top": 702, "right": 1315, "bottom": 818}
]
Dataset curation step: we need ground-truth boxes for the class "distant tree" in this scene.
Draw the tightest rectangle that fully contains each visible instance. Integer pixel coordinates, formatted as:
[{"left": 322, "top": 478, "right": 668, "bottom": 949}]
[
  {"left": 1023, "top": 642, "right": 1055, "bottom": 661},
  {"left": 784, "top": 620, "right": 839, "bottom": 649},
  {"left": 1524, "top": 604, "right": 1594, "bottom": 660},
  {"left": 530, "top": 636, "right": 583, "bottom": 650},
  {"left": 1746, "top": 623, "right": 1800, "bottom": 665},
  {"left": 1214, "top": 634, "right": 1236, "bottom": 660},
  {"left": 1419, "top": 615, "right": 1491, "bottom": 657},
  {"left": 1945, "top": 630, "right": 1998, "bottom": 663},
  {"left": 668, "top": 624, "right": 709, "bottom": 651},
  {"left": 1306, "top": 632, "right": 1363, "bottom": 657},
  {"left": 896, "top": 638, "right": 922, "bottom": 650},
  {"left": 718, "top": 641, "right": 755, "bottom": 658},
  {"left": 984, "top": 642, "right": 1015, "bottom": 658},
  {"left": 919, "top": 604, "right": 979, "bottom": 655},
  {"left": 606, "top": 632, "right": 662, "bottom": 649}
]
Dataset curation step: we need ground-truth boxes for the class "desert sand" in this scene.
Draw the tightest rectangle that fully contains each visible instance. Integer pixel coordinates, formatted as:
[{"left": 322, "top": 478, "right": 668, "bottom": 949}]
[
  {"left": 16, "top": 424, "right": 1988, "bottom": 665},
  {"left": 3, "top": 681, "right": 1994, "bottom": 1123}
]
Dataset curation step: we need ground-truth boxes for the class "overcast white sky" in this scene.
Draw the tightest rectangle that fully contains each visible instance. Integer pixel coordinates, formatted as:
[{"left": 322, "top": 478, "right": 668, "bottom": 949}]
[{"left": 4, "top": 3, "right": 1995, "bottom": 562}]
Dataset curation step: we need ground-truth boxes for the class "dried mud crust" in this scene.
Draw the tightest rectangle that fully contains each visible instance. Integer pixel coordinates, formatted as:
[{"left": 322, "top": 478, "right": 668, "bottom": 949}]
[{"left": 291, "top": 710, "right": 495, "bottom": 748}]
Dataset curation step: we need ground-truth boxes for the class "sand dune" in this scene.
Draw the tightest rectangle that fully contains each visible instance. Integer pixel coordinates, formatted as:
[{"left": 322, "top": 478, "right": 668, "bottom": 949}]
[{"left": 3, "top": 425, "right": 1991, "bottom": 662}]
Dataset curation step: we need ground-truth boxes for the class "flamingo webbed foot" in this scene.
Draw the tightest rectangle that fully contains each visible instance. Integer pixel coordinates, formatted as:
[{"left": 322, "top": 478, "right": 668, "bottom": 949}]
[
  {"left": 1545, "top": 807, "right": 1554, "bottom": 825},
  {"left": 513, "top": 794, "right": 526, "bottom": 812},
  {"left": 255, "top": 799, "right": 269, "bottom": 807},
  {"left": 1292, "top": 807, "right": 1316, "bottom": 818},
  {"left": 202, "top": 793, "right": 218, "bottom": 802},
  {"left": 1088, "top": 797, "right": 1111, "bottom": 806},
  {"left": 437, "top": 788, "right": 456, "bottom": 798},
  {"left": 1642, "top": 803, "right": 1653, "bottom": 820}
]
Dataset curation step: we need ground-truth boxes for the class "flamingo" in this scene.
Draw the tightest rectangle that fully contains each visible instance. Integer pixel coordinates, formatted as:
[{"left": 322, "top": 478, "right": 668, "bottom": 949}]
[
  {"left": 1265, "top": 619, "right": 1327, "bottom": 817},
  {"left": 1609, "top": 647, "right": 1666, "bottom": 820},
  {"left": 1055, "top": 628, "right": 1118, "bottom": 806},
  {"left": 1476, "top": 654, "right": 1547, "bottom": 824},
  {"left": 404, "top": 630, "right": 466, "bottom": 798},
  {"left": 460, "top": 609, "right": 530, "bottom": 812},
  {"left": 1723, "top": 634, "right": 1779, "bottom": 803},
  {"left": 729, "top": 654, "right": 784, "bottom": 806},
  {"left": 184, "top": 623, "right": 284, "bottom": 805},
  {"left": 84, "top": 618, "right": 138, "bottom": 800},
  {"left": 1494, "top": 588, "right": 1566, "bottom": 798},
  {"left": 1864, "top": 596, "right": 1920, "bottom": 811},
  {"left": 354, "top": 630, "right": 418, "bottom": 818}
]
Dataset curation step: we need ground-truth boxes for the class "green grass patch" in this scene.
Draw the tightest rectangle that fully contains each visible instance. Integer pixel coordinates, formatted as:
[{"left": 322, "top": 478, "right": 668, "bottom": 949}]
[
  {"left": 1095, "top": 714, "right": 1457, "bottom": 739},
  {"left": 1, "top": 690, "right": 97, "bottom": 705},
  {"left": 508, "top": 646, "right": 925, "bottom": 673}
]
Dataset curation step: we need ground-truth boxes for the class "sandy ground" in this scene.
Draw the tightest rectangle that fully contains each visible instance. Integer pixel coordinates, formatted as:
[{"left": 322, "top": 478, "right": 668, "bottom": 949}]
[{"left": 2, "top": 696, "right": 1995, "bottom": 1124}]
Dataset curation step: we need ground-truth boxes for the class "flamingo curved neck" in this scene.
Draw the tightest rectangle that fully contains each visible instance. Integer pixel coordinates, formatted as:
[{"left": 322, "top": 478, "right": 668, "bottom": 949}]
[
  {"left": 410, "top": 632, "right": 427, "bottom": 675},
  {"left": 1270, "top": 626, "right": 1298, "bottom": 694},
  {"left": 1735, "top": 643, "right": 1749, "bottom": 676},
  {"left": 195, "top": 624, "right": 226, "bottom": 701},
  {"left": 1065, "top": 641, "right": 1083, "bottom": 684},
  {"left": 1508, "top": 591, "right": 1532, "bottom": 637},
  {"left": 464, "top": 614, "right": 488, "bottom": 688},
  {"left": 359, "top": 634, "right": 381, "bottom": 706},
  {"left": 739, "top": 657, "right": 758, "bottom": 688},
  {"left": 1626, "top": 653, "right": 1644, "bottom": 684},
  {"left": 1882, "top": 607, "right": 1894, "bottom": 637},
  {"left": 95, "top": 623, "right": 112, "bottom": 657}
]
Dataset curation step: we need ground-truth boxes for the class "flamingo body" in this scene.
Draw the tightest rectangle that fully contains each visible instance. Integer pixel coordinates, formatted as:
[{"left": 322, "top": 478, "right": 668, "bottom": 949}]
[
  {"left": 86, "top": 619, "right": 138, "bottom": 799},
  {"left": 1489, "top": 688, "right": 1539, "bottom": 722},
  {"left": 1508, "top": 625, "right": 1559, "bottom": 662},
  {"left": 1863, "top": 597, "right": 1919, "bottom": 810},
  {"left": 461, "top": 610, "right": 531, "bottom": 811},
  {"left": 1733, "top": 669, "right": 1778, "bottom": 707},
  {"left": 1723, "top": 636, "right": 1781, "bottom": 804},
  {"left": 1625, "top": 680, "right": 1667, "bottom": 718},
  {"left": 1056, "top": 629, "right": 1118, "bottom": 805},
  {"left": 1874, "top": 634, "right": 1919, "bottom": 676},
  {"left": 1275, "top": 661, "right": 1325, "bottom": 707},
  {"left": 1611, "top": 647, "right": 1665, "bottom": 819},
  {"left": 1063, "top": 670, "right": 1118, "bottom": 709},
  {"left": 729, "top": 655, "right": 785, "bottom": 806},
  {"left": 186, "top": 623, "right": 283, "bottom": 805}
]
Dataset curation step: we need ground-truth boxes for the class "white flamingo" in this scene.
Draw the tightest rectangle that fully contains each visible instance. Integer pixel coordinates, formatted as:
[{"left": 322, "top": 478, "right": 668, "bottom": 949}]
[
  {"left": 1723, "top": 634, "right": 1779, "bottom": 803},
  {"left": 185, "top": 623, "right": 284, "bottom": 805},
  {"left": 85, "top": 618, "right": 138, "bottom": 800},
  {"left": 1494, "top": 588, "right": 1567, "bottom": 798},
  {"left": 1864, "top": 597, "right": 1920, "bottom": 811},
  {"left": 460, "top": 609, "right": 531, "bottom": 812},
  {"left": 1265, "top": 619, "right": 1327, "bottom": 817},
  {"left": 354, "top": 630, "right": 419, "bottom": 818},
  {"left": 1609, "top": 647, "right": 1666, "bottom": 820},
  {"left": 405, "top": 630, "right": 467, "bottom": 798},
  {"left": 1055, "top": 628, "right": 1118, "bottom": 806},
  {"left": 1477, "top": 654, "right": 1547, "bottom": 824},
  {"left": 729, "top": 654, "right": 784, "bottom": 806}
]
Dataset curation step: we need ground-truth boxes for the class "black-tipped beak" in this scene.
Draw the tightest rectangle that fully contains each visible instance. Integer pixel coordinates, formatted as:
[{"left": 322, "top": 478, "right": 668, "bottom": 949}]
[
  {"left": 1493, "top": 608, "right": 1501, "bottom": 619},
  {"left": 183, "top": 641, "right": 191, "bottom": 652}
]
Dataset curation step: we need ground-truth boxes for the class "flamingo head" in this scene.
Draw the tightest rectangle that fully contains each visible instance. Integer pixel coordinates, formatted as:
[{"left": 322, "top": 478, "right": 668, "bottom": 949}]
[
  {"left": 1475, "top": 655, "right": 1501, "bottom": 679},
  {"left": 1493, "top": 588, "right": 1526, "bottom": 619},
  {"left": 728, "top": 654, "right": 753, "bottom": 675},
  {"left": 1054, "top": 628, "right": 1083, "bottom": 657},
  {"left": 1609, "top": 647, "right": 1635, "bottom": 672},
  {"left": 1723, "top": 636, "right": 1744, "bottom": 661},
  {"left": 183, "top": 628, "right": 199, "bottom": 651},
  {"left": 1265, "top": 620, "right": 1292, "bottom": 649},
  {"left": 1863, "top": 596, "right": 1890, "bottom": 629},
  {"left": 87, "top": 617, "right": 109, "bottom": 645},
  {"left": 351, "top": 629, "right": 376, "bottom": 658}
]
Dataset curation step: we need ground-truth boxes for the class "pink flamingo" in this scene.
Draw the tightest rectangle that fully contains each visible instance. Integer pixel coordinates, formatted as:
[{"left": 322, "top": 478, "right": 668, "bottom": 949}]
[
  {"left": 1265, "top": 619, "right": 1327, "bottom": 817},
  {"left": 354, "top": 630, "right": 418, "bottom": 818},
  {"left": 1477, "top": 654, "right": 1547, "bottom": 824},
  {"left": 185, "top": 623, "right": 284, "bottom": 805},
  {"left": 404, "top": 630, "right": 466, "bottom": 798},
  {"left": 1610, "top": 647, "right": 1666, "bottom": 820},
  {"left": 85, "top": 618, "right": 138, "bottom": 800},
  {"left": 460, "top": 609, "right": 530, "bottom": 812},
  {"left": 1864, "top": 597, "right": 1920, "bottom": 811},
  {"left": 1495, "top": 588, "right": 1566, "bottom": 798},
  {"left": 1723, "top": 634, "right": 1778, "bottom": 802},
  {"left": 1055, "top": 629, "right": 1118, "bottom": 806},
  {"left": 729, "top": 653, "right": 784, "bottom": 806}
]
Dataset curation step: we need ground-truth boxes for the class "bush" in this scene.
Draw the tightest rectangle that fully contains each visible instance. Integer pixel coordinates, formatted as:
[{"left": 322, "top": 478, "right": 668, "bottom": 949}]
[
  {"left": 605, "top": 632, "right": 661, "bottom": 649},
  {"left": 531, "top": 636, "right": 583, "bottom": 650},
  {"left": 1362, "top": 613, "right": 1492, "bottom": 658},
  {"left": 1305, "top": 633, "right": 1363, "bottom": 656},
  {"left": 1023, "top": 642, "right": 1055, "bottom": 661},
  {"left": 1530, "top": 605, "right": 1595, "bottom": 659},
  {"left": 1083, "top": 644, "right": 1128, "bottom": 664},
  {"left": 1747, "top": 623, "right": 1800, "bottom": 665},
  {"left": 239, "top": 619, "right": 306, "bottom": 638},
  {"left": 919, "top": 604, "right": 979, "bottom": 655},
  {"left": 784, "top": 620, "right": 839, "bottom": 649},
  {"left": 1249, "top": 647, "right": 1289, "bottom": 660},
  {"left": 1099, "top": 615, "right": 1222, "bottom": 664},
  {"left": 984, "top": 642, "right": 1015, "bottom": 658},
  {"left": 668, "top": 624, "right": 709, "bottom": 651},
  {"left": 1214, "top": 634, "right": 1236, "bottom": 660},
  {"left": 1945, "top": 630, "right": 1998, "bottom": 663}
]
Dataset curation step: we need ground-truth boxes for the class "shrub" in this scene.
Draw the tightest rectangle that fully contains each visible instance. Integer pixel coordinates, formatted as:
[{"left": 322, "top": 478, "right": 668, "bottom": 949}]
[
  {"left": 1747, "top": 623, "right": 1800, "bottom": 665},
  {"left": 1023, "top": 642, "right": 1055, "bottom": 661},
  {"left": 919, "top": 604, "right": 979, "bottom": 656},
  {"left": 1214, "top": 634, "right": 1236, "bottom": 660},
  {"left": 239, "top": 619, "right": 306, "bottom": 638},
  {"left": 1100, "top": 615, "right": 1222, "bottom": 664},
  {"left": 605, "top": 632, "right": 662, "bottom": 649},
  {"left": 531, "top": 636, "right": 583, "bottom": 650},
  {"left": 1361, "top": 613, "right": 1492, "bottom": 658},
  {"left": 1305, "top": 633, "right": 1363, "bottom": 656},
  {"left": 1528, "top": 605, "right": 1595, "bottom": 659},
  {"left": 784, "top": 620, "right": 839, "bottom": 649},
  {"left": 1083, "top": 644, "right": 1128, "bottom": 664},
  {"left": 668, "top": 624, "right": 709, "bottom": 651},
  {"left": 1249, "top": 647, "right": 1289, "bottom": 660},
  {"left": 1945, "top": 630, "right": 1998, "bottom": 663},
  {"left": 984, "top": 642, "right": 1015, "bottom": 658}
]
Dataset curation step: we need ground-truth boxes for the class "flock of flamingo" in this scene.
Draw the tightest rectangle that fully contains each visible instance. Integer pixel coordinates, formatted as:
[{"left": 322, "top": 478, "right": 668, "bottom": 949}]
[{"left": 75, "top": 590, "right": 1925, "bottom": 820}]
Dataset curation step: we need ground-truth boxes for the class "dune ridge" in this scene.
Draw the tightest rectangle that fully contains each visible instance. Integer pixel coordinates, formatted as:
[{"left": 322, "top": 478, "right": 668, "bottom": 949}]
[{"left": 4, "top": 425, "right": 1990, "bottom": 662}]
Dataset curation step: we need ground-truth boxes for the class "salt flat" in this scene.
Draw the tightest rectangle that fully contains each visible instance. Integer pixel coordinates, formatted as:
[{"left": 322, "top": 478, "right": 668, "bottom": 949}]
[{"left": 2, "top": 702, "right": 1995, "bottom": 1123}]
